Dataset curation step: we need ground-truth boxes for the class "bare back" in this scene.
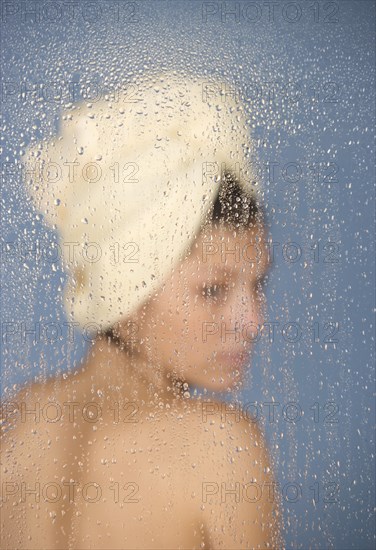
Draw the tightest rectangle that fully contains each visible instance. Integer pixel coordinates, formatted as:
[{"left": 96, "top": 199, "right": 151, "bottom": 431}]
[{"left": 1, "top": 365, "right": 282, "bottom": 549}]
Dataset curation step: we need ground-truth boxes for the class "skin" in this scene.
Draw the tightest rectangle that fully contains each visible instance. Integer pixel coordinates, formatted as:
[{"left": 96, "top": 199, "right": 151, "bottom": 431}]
[
  {"left": 112, "top": 221, "right": 270, "bottom": 396},
  {"left": 1, "top": 222, "right": 283, "bottom": 549}
]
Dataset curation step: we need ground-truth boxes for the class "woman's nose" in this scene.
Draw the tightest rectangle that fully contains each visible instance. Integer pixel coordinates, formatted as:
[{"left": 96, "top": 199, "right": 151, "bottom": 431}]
[{"left": 227, "top": 285, "right": 262, "bottom": 329}]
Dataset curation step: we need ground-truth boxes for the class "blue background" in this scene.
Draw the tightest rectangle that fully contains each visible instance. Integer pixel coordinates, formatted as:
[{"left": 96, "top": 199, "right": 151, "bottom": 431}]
[{"left": 1, "top": 1, "right": 374, "bottom": 548}]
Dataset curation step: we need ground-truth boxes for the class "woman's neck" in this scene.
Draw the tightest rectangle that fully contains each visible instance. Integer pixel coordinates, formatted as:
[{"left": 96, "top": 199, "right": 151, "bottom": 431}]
[{"left": 79, "top": 337, "right": 189, "bottom": 407}]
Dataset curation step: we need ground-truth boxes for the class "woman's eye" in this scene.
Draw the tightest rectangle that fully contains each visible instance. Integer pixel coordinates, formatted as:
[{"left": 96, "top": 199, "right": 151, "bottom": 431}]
[{"left": 201, "top": 284, "right": 227, "bottom": 299}]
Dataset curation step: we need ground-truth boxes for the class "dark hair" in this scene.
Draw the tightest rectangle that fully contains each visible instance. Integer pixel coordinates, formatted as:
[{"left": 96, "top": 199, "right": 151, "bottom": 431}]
[
  {"left": 99, "top": 172, "right": 265, "bottom": 347},
  {"left": 209, "top": 171, "right": 265, "bottom": 230}
]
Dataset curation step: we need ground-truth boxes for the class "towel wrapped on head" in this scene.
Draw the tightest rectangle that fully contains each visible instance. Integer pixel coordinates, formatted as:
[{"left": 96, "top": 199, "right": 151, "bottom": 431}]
[{"left": 22, "top": 70, "right": 259, "bottom": 334}]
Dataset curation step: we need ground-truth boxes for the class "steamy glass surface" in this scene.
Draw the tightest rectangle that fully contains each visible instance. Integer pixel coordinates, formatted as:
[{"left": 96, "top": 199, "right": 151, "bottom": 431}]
[{"left": 1, "top": 1, "right": 375, "bottom": 549}]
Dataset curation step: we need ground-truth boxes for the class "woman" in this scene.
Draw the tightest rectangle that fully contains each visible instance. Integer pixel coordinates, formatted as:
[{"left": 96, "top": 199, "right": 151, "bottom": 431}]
[{"left": 1, "top": 71, "right": 283, "bottom": 549}]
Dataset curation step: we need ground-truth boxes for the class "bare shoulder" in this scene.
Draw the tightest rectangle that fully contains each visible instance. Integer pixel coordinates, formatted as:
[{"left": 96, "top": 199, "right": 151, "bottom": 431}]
[
  {"left": 0, "top": 372, "right": 91, "bottom": 549},
  {"left": 151, "top": 395, "right": 271, "bottom": 457},
  {"left": 175, "top": 396, "right": 279, "bottom": 506},
  {"left": 0, "top": 370, "right": 85, "bottom": 462},
  {"left": 0, "top": 379, "right": 53, "bottom": 548},
  {"left": 2, "top": 364, "right": 91, "bottom": 432},
  {"left": 182, "top": 397, "right": 284, "bottom": 550},
  {"left": 1, "top": 378, "right": 51, "bottom": 441},
  {"left": 183, "top": 396, "right": 272, "bottom": 460}
]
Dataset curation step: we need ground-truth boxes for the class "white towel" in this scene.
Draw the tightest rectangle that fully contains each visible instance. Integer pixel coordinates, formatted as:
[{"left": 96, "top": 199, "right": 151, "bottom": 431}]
[{"left": 21, "top": 70, "right": 259, "bottom": 333}]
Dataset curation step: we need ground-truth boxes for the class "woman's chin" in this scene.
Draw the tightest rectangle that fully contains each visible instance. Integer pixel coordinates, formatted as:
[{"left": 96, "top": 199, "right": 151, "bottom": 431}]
[
  {"left": 179, "top": 358, "right": 248, "bottom": 393},
  {"left": 192, "top": 368, "right": 245, "bottom": 392}
]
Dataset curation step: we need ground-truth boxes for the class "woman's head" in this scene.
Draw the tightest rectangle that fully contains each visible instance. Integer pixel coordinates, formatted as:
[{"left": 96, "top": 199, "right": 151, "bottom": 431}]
[
  {"left": 23, "top": 71, "right": 259, "bottom": 342},
  {"left": 99, "top": 173, "right": 271, "bottom": 392}
]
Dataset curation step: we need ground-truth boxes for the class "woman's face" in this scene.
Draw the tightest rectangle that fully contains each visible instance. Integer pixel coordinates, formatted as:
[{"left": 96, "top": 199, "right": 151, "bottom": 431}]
[{"left": 119, "top": 222, "right": 271, "bottom": 392}]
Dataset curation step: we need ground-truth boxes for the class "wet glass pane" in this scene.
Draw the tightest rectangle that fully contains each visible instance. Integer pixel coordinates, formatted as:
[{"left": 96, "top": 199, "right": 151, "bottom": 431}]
[{"left": 1, "top": 1, "right": 375, "bottom": 549}]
